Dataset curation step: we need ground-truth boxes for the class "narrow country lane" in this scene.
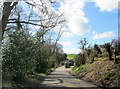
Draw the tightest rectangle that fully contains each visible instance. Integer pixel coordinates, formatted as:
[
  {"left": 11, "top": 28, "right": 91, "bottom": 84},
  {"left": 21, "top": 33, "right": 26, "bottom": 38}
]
[{"left": 39, "top": 66, "right": 102, "bottom": 88}]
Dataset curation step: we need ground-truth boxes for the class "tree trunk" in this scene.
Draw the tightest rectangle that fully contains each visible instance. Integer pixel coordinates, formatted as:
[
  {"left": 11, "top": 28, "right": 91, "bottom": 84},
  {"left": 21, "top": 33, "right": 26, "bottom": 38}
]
[
  {"left": 108, "top": 51, "right": 112, "bottom": 61},
  {"left": 2, "top": 2, "right": 18, "bottom": 40},
  {"left": 90, "top": 54, "right": 94, "bottom": 64},
  {"left": 114, "top": 51, "right": 118, "bottom": 64},
  {"left": 0, "top": 2, "right": 17, "bottom": 88}
]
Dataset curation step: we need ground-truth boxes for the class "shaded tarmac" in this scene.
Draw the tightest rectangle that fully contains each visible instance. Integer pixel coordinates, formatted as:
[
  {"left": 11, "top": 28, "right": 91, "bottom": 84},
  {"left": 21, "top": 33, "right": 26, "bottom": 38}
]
[{"left": 39, "top": 66, "right": 102, "bottom": 89}]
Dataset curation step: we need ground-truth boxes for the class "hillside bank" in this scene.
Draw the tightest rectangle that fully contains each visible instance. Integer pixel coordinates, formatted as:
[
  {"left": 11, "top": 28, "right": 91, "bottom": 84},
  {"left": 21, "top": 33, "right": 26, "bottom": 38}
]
[{"left": 70, "top": 61, "right": 120, "bottom": 87}]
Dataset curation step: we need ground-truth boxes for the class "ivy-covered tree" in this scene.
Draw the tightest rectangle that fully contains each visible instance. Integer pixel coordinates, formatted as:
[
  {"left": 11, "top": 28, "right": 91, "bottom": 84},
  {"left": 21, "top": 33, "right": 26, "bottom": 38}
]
[
  {"left": 94, "top": 44, "right": 102, "bottom": 56},
  {"left": 112, "top": 38, "right": 120, "bottom": 64},
  {"left": 103, "top": 43, "right": 113, "bottom": 61}
]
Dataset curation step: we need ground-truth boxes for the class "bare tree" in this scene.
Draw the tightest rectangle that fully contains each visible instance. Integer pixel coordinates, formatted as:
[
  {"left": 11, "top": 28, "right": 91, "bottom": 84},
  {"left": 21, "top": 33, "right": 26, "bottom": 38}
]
[
  {"left": 1, "top": 0, "right": 65, "bottom": 47},
  {"left": 103, "top": 43, "right": 113, "bottom": 61},
  {"left": 78, "top": 38, "right": 88, "bottom": 53},
  {"left": 78, "top": 38, "right": 89, "bottom": 64}
]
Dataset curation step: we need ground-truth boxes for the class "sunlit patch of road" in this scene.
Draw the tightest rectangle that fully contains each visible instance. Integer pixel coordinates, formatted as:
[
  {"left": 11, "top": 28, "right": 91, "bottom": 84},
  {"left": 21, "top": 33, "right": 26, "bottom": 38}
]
[{"left": 40, "top": 66, "right": 101, "bottom": 88}]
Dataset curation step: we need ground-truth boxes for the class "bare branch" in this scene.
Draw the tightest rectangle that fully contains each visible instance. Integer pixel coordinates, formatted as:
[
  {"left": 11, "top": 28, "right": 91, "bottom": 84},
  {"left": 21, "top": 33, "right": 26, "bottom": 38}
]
[{"left": 49, "top": 27, "right": 64, "bottom": 56}]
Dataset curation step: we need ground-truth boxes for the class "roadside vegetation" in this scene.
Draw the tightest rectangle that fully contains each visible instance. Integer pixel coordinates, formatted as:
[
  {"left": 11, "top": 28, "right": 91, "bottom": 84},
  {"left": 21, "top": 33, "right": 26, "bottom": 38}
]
[
  {"left": 1, "top": 1, "right": 67, "bottom": 88},
  {"left": 70, "top": 38, "right": 120, "bottom": 87},
  {"left": 2, "top": 23, "right": 67, "bottom": 88}
]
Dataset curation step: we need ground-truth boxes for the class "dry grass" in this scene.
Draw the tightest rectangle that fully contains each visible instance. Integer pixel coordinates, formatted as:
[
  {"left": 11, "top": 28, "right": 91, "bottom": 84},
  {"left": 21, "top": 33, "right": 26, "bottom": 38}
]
[{"left": 72, "top": 61, "right": 120, "bottom": 87}]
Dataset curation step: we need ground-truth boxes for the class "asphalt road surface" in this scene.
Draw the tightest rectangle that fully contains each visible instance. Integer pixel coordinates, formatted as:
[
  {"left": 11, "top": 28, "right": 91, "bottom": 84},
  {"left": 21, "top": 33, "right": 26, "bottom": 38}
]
[{"left": 40, "top": 66, "right": 102, "bottom": 88}]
